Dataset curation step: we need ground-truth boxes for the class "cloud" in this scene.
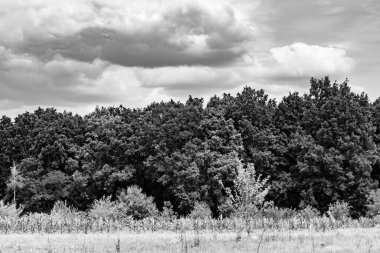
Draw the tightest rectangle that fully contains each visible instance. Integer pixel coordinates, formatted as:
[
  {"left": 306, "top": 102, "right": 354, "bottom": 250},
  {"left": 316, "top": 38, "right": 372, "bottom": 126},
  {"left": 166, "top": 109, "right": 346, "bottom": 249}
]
[
  {"left": 0, "top": 46, "right": 114, "bottom": 106},
  {"left": 0, "top": 45, "right": 176, "bottom": 115},
  {"left": 136, "top": 66, "right": 244, "bottom": 91},
  {"left": 1, "top": 0, "right": 376, "bottom": 118},
  {"left": 135, "top": 43, "right": 355, "bottom": 95},
  {"left": 0, "top": 0, "right": 96, "bottom": 45},
  {"left": 257, "top": 0, "right": 372, "bottom": 46},
  {"left": 266, "top": 42, "right": 355, "bottom": 80},
  {"left": 3, "top": 0, "right": 254, "bottom": 68},
  {"left": 0, "top": 0, "right": 259, "bottom": 117}
]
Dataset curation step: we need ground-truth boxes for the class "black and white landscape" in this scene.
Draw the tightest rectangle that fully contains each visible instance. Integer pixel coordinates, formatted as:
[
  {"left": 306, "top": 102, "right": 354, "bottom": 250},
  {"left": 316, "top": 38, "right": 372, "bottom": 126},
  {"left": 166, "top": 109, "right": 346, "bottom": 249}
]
[{"left": 0, "top": 1, "right": 380, "bottom": 252}]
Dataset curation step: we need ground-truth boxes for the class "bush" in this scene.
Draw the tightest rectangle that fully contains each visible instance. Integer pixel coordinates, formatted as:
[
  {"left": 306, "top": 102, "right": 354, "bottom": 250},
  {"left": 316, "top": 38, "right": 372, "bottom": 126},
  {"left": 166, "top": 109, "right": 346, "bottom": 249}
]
[
  {"left": 298, "top": 205, "right": 320, "bottom": 221},
  {"left": 160, "top": 201, "right": 176, "bottom": 220},
  {"left": 188, "top": 202, "right": 212, "bottom": 219},
  {"left": 0, "top": 200, "right": 23, "bottom": 218},
  {"left": 229, "top": 163, "right": 269, "bottom": 219},
  {"left": 367, "top": 189, "right": 380, "bottom": 218},
  {"left": 217, "top": 199, "right": 235, "bottom": 218},
  {"left": 117, "top": 185, "right": 158, "bottom": 220},
  {"left": 89, "top": 196, "right": 121, "bottom": 219},
  {"left": 50, "top": 200, "right": 84, "bottom": 219},
  {"left": 233, "top": 163, "right": 269, "bottom": 208},
  {"left": 263, "top": 201, "right": 297, "bottom": 220},
  {"left": 327, "top": 201, "right": 351, "bottom": 221}
]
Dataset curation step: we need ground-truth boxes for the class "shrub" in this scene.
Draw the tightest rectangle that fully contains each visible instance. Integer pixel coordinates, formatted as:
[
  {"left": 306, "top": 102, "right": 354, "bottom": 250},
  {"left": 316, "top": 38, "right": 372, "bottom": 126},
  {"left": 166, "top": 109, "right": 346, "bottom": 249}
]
[
  {"left": 327, "top": 201, "right": 351, "bottom": 221},
  {"left": 263, "top": 201, "right": 297, "bottom": 220},
  {"left": 217, "top": 198, "right": 235, "bottom": 218},
  {"left": 229, "top": 163, "right": 269, "bottom": 219},
  {"left": 298, "top": 205, "right": 320, "bottom": 221},
  {"left": 234, "top": 163, "right": 269, "bottom": 207},
  {"left": 89, "top": 196, "right": 121, "bottom": 219},
  {"left": 0, "top": 200, "right": 23, "bottom": 218},
  {"left": 366, "top": 189, "right": 380, "bottom": 218},
  {"left": 160, "top": 201, "right": 176, "bottom": 220},
  {"left": 50, "top": 200, "right": 83, "bottom": 219},
  {"left": 117, "top": 185, "right": 158, "bottom": 220},
  {"left": 188, "top": 202, "right": 212, "bottom": 219}
]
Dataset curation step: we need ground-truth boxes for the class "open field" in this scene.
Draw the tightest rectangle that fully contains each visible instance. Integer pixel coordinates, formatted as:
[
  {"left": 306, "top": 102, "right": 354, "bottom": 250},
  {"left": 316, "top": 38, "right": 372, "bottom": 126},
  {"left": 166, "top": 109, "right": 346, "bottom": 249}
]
[{"left": 0, "top": 227, "right": 379, "bottom": 253}]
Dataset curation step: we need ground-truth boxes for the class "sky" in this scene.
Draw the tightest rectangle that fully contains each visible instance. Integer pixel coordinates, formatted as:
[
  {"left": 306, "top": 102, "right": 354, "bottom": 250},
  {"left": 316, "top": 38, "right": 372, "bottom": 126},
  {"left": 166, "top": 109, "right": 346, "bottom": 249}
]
[{"left": 0, "top": 0, "right": 379, "bottom": 118}]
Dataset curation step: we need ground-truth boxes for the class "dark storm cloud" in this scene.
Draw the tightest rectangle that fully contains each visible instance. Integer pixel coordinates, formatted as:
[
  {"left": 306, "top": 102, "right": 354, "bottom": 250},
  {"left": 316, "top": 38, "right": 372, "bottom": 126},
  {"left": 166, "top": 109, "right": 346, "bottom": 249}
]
[{"left": 12, "top": 4, "right": 253, "bottom": 68}]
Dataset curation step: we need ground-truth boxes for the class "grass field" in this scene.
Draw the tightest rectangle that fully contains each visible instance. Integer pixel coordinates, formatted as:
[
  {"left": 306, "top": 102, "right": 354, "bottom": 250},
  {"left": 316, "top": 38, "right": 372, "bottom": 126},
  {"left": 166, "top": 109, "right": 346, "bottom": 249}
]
[{"left": 0, "top": 227, "right": 379, "bottom": 253}]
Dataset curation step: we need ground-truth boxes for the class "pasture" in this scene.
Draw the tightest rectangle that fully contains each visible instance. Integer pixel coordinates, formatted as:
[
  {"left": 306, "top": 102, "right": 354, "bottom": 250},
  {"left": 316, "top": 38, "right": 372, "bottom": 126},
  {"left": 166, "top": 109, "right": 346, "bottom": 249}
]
[
  {"left": 0, "top": 227, "right": 379, "bottom": 253},
  {"left": 0, "top": 215, "right": 379, "bottom": 253}
]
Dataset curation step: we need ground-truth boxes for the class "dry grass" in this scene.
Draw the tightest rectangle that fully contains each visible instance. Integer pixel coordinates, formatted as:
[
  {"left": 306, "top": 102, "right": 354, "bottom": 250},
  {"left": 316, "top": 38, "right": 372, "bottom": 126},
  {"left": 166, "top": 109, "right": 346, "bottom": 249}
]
[{"left": 0, "top": 227, "right": 379, "bottom": 253}]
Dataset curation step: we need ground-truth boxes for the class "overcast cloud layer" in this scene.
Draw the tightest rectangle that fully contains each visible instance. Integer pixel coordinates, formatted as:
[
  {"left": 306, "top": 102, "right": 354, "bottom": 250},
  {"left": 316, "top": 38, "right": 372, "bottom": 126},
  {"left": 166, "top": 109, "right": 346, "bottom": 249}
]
[{"left": 0, "top": 0, "right": 378, "bottom": 117}]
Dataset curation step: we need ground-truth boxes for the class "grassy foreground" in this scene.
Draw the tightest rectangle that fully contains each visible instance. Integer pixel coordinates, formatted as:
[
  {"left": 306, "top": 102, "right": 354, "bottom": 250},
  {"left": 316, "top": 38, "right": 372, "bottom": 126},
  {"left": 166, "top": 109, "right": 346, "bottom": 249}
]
[{"left": 0, "top": 227, "right": 379, "bottom": 253}]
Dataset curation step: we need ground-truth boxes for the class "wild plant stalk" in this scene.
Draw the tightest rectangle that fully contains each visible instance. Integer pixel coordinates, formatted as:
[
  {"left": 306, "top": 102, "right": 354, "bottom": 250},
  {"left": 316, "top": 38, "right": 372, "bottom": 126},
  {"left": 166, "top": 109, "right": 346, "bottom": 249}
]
[
  {"left": 116, "top": 238, "right": 121, "bottom": 252},
  {"left": 193, "top": 218, "right": 201, "bottom": 247},
  {"left": 310, "top": 222, "right": 316, "bottom": 253},
  {"left": 180, "top": 231, "right": 188, "bottom": 253},
  {"left": 11, "top": 161, "right": 17, "bottom": 205},
  {"left": 256, "top": 204, "right": 268, "bottom": 253}
]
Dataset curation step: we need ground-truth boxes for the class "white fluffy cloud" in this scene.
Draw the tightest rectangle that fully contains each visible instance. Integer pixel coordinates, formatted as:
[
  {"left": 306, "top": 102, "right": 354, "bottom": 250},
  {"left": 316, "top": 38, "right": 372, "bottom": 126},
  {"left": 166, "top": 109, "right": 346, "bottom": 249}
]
[{"left": 270, "top": 42, "right": 355, "bottom": 77}]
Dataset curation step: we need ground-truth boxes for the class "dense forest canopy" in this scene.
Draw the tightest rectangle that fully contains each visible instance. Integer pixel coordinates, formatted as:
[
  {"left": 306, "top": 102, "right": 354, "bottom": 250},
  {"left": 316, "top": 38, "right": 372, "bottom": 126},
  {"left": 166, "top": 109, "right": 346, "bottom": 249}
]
[{"left": 1, "top": 77, "right": 379, "bottom": 217}]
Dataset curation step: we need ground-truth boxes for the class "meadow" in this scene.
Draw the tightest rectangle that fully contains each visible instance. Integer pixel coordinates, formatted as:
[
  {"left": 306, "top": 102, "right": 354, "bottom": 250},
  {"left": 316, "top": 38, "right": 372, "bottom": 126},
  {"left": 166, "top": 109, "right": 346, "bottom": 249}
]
[
  {"left": 0, "top": 227, "right": 379, "bottom": 252},
  {"left": 1, "top": 215, "right": 380, "bottom": 252}
]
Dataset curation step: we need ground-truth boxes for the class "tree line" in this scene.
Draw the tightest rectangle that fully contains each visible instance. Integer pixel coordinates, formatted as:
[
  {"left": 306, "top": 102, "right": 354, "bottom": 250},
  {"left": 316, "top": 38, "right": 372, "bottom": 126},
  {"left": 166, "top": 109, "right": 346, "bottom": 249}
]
[{"left": 1, "top": 77, "right": 380, "bottom": 217}]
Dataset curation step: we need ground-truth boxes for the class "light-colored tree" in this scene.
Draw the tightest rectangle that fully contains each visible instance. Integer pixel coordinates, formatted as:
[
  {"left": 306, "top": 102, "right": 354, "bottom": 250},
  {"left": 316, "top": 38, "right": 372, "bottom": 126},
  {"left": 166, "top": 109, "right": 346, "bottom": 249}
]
[
  {"left": 89, "top": 196, "right": 120, "bottom": 219},
  {"left": 230, "top": 163, "right": 270, "bottom": 217},
  {"left": 7, "top": 161, "right": 25, "bottom": 206},
  {"left": 227, "top": 162, "right": 269, "bottom": 244}
]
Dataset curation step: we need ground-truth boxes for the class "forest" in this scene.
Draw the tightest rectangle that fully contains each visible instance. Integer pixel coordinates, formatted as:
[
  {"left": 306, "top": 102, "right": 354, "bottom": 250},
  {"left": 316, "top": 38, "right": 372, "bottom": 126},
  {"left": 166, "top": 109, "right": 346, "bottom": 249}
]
[{"left": 1, "top": 76, "right": 380, "bottom": 218}]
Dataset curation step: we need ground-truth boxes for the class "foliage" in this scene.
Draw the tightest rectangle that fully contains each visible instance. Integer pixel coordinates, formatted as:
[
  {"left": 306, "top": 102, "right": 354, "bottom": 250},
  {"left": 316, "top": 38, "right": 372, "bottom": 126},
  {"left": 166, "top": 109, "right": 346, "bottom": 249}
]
[
  {"left": 50, "top": 200, "right": 83, "bottom": 219},
  {"left": 298, "top": 206, "right": 320, "bottom": 221},
  {"left": 0, "top": 77, "right": 379, "bottom": 218},
  {"left": 89, "top": 196, "right": 121, "bottom": 219},
  {"left": 327, "top": 201, "right": 351, "bottom": 221},
  {"left": 231, "top": 163, "right": 269, "bottom": 216},
  {"left": 160, "top": 201, "right": 176, "bottom": 220},
  {"left": 224, "top": 162, "right": 270, "bottom": 222},
  {"left": 0, "top": 200, "right": 23, "bottom": 218},
  {"left": 0, "top": 214, "right": 379, "bottom": 234},
  {"left": 366, "top": 189, "right": 380, "bottom": 218},
  {"left": 117, "top": 185, "right": 158, "bottom": 220},
  {"left": 262, "top": 202, "right": 297, "bottom": 220},
  {"left": 188, "top": 202, "right": 212, "bottom": 219}
]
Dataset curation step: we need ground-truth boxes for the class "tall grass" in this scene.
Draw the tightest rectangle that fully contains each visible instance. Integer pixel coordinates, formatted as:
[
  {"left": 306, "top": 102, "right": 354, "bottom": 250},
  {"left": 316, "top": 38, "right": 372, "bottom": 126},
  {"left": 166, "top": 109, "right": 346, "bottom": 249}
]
[
  {"left": 0, "top": 215, "right": 379, "bottom": 234},
  {"left": 1, "top": 197, "right": 379, "bottom": 235}
]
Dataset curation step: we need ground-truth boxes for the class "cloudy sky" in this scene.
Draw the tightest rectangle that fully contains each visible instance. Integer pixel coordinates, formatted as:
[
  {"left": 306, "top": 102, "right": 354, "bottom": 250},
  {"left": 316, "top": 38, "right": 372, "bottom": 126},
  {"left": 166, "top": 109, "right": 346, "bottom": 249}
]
[{"left": 0, "top": 0, "right": 379, "bottom": 117}]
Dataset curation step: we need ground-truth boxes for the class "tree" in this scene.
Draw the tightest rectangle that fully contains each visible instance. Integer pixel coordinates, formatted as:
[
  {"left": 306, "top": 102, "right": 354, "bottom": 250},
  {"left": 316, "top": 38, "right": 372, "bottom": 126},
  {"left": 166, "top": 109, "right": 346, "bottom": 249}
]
[
  {"left": 7, "top": 161, "right": 25, "bottom": 205},
  {"left": 0, "top": 77, "right": 377, "bottom": 217},
  {"left": 229, "top": 163, "right": 269, "bottom": 217},
  {"left": 117, "top": 185, "right": 158, "bottom": 219},
  {"left": 0, "top": 116, "right": 16, "bottom": 200},
  {"left": 275, "top": 77, "right": 377, "bottom": 215},
  {"left": 144, "top": 103, "right": 244, "bottom": 216},
  {"left": 3, "top": 108, "right": 88, "bottom": 212}
]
